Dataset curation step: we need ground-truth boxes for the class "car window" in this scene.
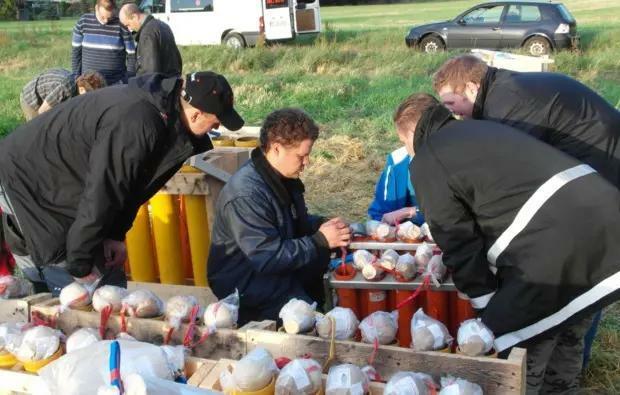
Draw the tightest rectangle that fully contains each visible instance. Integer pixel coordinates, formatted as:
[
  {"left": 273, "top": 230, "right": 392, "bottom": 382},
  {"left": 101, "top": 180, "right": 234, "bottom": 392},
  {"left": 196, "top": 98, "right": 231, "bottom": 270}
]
[
  {"left": 171, "top": 0, "right": 213, "bottom": 12},
  {"left": 505, "top": 5, "right": 541, "bottom": 23},
  {"left": 557, "top": 4, "right": 576, "bottom": 23},
  {"left": 462, "top": 5, "right": 505, "bottom": 24},
  {"left": 139, "top": 0, "right": 164, "bottom": 14}
]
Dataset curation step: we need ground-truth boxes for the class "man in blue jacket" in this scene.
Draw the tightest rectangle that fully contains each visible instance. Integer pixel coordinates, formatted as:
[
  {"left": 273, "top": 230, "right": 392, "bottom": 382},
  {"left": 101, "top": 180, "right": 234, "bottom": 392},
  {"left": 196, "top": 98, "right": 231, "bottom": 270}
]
[
  {"left": 208, "top": 108, "right": 351, "bottom": 324},
  {"left": 368, "top": 146, "right": 424, "bottom": 226}
]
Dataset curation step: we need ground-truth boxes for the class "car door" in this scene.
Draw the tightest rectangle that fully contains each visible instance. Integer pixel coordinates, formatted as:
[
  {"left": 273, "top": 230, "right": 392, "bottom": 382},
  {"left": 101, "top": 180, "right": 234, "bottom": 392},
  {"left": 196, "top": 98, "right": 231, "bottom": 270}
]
[
  {"left": 500, "top": 4, "right": 543, "bottom": 49},
  {"left": 447, "top": 4, "right": 506, "bottom": 49}
]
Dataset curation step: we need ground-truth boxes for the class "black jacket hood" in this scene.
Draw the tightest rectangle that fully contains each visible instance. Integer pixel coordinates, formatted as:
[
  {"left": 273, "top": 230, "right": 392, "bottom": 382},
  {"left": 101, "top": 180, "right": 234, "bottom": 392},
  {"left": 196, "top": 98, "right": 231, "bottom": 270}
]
[
  {"left": 128, "top": 73, "right": 181, "bottom": 115},
  {"left": 413, "top": 104, "right": 455, "bottom": 152}
]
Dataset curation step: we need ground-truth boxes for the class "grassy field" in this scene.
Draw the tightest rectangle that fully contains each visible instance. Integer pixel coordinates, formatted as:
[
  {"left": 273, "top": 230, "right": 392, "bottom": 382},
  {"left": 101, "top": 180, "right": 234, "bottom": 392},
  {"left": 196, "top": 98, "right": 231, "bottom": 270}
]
[{"left": 1, "top": 0, "right": 620, "bottom": 391}]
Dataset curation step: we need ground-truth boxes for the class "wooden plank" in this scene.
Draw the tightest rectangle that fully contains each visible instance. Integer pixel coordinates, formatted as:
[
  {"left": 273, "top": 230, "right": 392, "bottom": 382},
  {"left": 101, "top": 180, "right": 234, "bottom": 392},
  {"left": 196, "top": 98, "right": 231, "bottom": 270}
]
[
  {"left": 238, "top": 320, "right": 277, "bottom": 332},
  {"left": 160, "top": 173, "right": 210, "bottom": 195},
  {"left": 186, "top": 357, "right": 218, "bottom": 387},
  {"left": 244, "top": 329, "right": 524, "bottom": 395},
  {"left": 0, "top": 367, "right": 43, "bottom": 394},
  {"left": 127, "top": 282, "right": 218, "bottom": 307},
  {"left": 0, "top": 293, "right": 52, "bottom": 324}
]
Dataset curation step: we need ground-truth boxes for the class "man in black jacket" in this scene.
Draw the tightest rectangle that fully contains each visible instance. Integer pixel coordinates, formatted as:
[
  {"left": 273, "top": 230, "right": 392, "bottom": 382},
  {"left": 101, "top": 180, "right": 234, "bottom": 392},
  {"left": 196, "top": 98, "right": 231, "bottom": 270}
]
[
  {"left": 208, "top": 108, "right": 351, "bottom": 325},
  {"left": 433, "top": 54, "right": 620, "bottom": 187},
  {"left": 395, "top": 93, "right": 620, "bottom": 393},
  {"left": 0, "top": 71, "right": 243, "bottom": 294},
  {"left": 120, "top": 3, "right": 182, "bottom": 76}
]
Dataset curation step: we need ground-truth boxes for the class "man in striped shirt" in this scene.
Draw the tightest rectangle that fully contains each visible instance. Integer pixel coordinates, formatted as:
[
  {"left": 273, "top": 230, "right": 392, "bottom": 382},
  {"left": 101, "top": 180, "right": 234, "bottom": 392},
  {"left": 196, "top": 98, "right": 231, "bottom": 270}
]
[
  {"left": 72, "top": 0, "right": 136, "bottom": 85},
  {"left": 20, "top": 69, "right": 106, "bottom": 121}
]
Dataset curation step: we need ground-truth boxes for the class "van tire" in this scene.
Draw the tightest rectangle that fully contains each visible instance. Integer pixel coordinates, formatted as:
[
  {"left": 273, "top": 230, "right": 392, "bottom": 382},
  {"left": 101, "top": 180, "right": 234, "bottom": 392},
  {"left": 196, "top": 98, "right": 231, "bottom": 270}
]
[{"left": 223, "top": 32, "right": 246, "bottom": 49}]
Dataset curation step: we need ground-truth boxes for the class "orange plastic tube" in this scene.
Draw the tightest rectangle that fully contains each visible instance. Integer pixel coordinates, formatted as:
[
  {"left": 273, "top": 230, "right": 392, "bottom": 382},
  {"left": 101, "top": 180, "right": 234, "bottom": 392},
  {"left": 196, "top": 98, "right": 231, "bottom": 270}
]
[
  {"left": 333, "top": 266, "right": 360, "bottom": 318},
  {"left": 395, "top": 290, "right": 417, "bottom": 348},
  {"left": 361, "top": 289, "right": 387, "bottom": 317},
  {"left": 424, "top": 290, "right": 450, "bottom": 327}
]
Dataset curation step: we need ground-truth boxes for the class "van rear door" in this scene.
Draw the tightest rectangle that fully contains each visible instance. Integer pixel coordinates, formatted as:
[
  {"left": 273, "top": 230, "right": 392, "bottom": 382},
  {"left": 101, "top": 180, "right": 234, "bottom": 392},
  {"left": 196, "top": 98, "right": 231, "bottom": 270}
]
[
  {"left": 262, "top": 0, "right": 294, "bottom": 40},
  {"left": 294, "top": 0, "right": 320, "bottom": 34}
]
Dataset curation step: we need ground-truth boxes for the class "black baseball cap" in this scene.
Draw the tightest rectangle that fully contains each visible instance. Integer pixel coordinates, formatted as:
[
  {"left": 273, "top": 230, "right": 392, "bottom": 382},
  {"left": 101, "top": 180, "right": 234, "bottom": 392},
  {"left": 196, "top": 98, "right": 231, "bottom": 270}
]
[{"left": 183, "top": 71, "right": 244, "bottom": 131}]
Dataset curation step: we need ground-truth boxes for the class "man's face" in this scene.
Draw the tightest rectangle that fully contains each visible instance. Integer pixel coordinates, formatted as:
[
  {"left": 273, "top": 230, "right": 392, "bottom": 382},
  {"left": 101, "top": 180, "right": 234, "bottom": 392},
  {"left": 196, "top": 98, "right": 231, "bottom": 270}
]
[
  {"left": 119, "top": 9, "right": 140, "bottom": 32},
  {"left": 397, "top": 125, "right": 415, "bottom": 157},
  {"left": 184, "top": 109, "right": 220, "bottom": 136},
  {"left": 438, "top": 84, "right": 478, "bottom": 119},
  {"left": 270, "top": 138, "right": 314, "bottom": 179},
  {"left": 95, "top": 5, "right": 115, "bottom": 25}
]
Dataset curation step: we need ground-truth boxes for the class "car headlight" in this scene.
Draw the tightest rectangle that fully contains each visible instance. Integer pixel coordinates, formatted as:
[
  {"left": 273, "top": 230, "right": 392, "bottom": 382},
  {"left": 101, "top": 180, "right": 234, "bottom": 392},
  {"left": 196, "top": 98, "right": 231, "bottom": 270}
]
[{"left": 555, "top": 23, "right": 570, "bottom": 34}]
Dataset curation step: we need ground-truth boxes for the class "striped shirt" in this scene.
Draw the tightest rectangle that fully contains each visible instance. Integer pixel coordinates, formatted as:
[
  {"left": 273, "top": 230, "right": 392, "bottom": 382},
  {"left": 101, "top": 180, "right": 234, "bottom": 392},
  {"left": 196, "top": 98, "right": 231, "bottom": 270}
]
[
  {"left": 21, "top": 69, "right": 76, "bottom": 110},
  {"left": 71, "top": 13, "right": 136, "bottom": 85}
]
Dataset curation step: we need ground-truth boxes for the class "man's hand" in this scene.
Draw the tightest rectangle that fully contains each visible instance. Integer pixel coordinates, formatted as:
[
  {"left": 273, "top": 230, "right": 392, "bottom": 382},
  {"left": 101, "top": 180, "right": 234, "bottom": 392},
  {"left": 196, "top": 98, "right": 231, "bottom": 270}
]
[
  {"left": 103, "top": 239, "right": 127, "bottom": 268},
  {"left": 318, "top": 217, "right": 352, "bottom": 249},
  {"left": 381, "top": 206, "right": 417, "bottom": 225},
  {"left": 73, "top": 266, "right": 101, "bottom": 285}
]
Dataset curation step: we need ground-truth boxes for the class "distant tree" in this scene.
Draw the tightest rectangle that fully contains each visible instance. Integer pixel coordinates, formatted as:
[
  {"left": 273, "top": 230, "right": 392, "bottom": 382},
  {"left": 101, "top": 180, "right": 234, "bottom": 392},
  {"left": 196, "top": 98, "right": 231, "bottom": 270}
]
[{"left": 0, "top": 0, "right": 17, "bottom": 20}]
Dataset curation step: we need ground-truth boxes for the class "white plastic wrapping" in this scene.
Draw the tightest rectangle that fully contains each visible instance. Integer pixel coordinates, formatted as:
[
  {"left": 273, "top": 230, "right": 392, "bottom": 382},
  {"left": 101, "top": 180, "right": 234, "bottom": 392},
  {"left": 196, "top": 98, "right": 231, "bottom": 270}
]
[
  {"left": 0, "top": 322, "right": 26, "bottom": 351},
  {"left": 365, "top": 220, "right": 395, "bottom": 241},
  {"left": 457, "top": 319, "right": 495, "bottom": 356},
  {"left": 414, "top": 243, "right": 434, "bottom": 273},
  {"left": 203, "top": 290, "right": 239, "bottom": 331},
  {"left": 316, "top": 307, "right": 359, "bottom": 340},
  {"left": 361, "top": 365, "right": 381, "bottom": 382},
  {"left": 396, "top": 222, "right": 423, "bottom": 242},
  {"left": 410, "top": 308, "right": 452, "bottom": 351},
  {"left": 279, "top": 299, "right": 317, "bottom": 334},
  {"left": 359, "top": 311, "right": 398, "bottom": 345},
  {"left": 59, "top": 282, "right": 92, "bottom": 309},
  {"left": 379, "top": 249, "right": 399, "bottom": 271},
  {"left": 166, "top": 295, "right": 200, "bottom": 329},
  {"left": 385, "top": 372, "right": 437, "bottom": 395},
  {"left": 439, "top": 376, "right": 483, "bottom": 395},
  {"left": 7, "top": 326, "right": 61, "bottom": 362},
  {"left": 0, "top": 275, "right": 34, "bottom": 299},
  {"left": 361, "top": 264, "right": 384, "bottom": 281},
  {"left": 232, "top": 347, "right": 278, "bottom": 392},
  {"left": 275, "top": 358, "right": 322, "bottom": 395},
  {"left": 95, "top": 373, "right": 217, "bottom": 395},
  {"left": 420, "top": 223, "right": 434, "bottom": 242},
  {"left": 38, "top": 340, "right": 194, "bottom": 395},
  {"left": 92, "top": 286, "right": 128, "bottom": 313},
  {"left": 425, "top": 254, "right": 447, "bottom": 287},
  {"left": 395, "top": 253, "right": 417, "bottom": 281},
  {"left": 352, "top": 250, "right": 375, "bottom": 271},
  {"left": 326, "top": 364, "right": 369, "bottom": 395},
  {"left": 66, "top": 328, "right": 101, "bottom": 354},
  {"left": 122, "top": 290, "right": 164, "bottom": 318}
]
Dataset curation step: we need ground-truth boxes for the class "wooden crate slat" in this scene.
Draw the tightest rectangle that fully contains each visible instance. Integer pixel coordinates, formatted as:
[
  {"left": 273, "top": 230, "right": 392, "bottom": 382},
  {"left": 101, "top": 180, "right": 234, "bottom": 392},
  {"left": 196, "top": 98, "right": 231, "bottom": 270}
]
[{"left": 0, "top": 293, "right": 52, "bottom": 324}]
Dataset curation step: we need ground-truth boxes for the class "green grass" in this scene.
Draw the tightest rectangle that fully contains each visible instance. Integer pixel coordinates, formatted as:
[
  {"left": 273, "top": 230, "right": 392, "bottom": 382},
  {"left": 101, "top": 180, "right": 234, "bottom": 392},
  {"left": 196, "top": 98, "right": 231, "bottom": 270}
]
[{"left": 1, "top": 2, "right": 620, "bottom": 390}]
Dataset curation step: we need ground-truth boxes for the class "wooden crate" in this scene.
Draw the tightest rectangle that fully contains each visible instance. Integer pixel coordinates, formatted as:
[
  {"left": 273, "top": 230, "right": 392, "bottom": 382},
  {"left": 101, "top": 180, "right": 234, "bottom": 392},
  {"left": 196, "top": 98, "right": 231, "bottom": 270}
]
[
  {"left": 126, "top": 281, "right": 218, "bottom": 307},
  {"left": 0, "top": 293, "right": 52, "bottom": 324}
]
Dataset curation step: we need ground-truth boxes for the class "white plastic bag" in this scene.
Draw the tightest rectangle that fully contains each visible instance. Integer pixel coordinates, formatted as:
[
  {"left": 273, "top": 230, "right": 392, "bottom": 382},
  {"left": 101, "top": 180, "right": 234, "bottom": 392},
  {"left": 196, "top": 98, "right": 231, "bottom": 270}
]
[
  {"left": 457, "top": 319, "right": 495, "bottom": 356},
  {"left": 316, "top": 307, "right": 359, "bottom": 340},
  {"left": 410, "top": 308, "right": 452, "bottom": 351},
  {"left": 361, "top": 365, "right": 381, "bottom": 382},
  {"left": 385, "top": 372, "right": 437, "bottom": 395},
  {"left": 203, "top": 290, "right": 239, "bottom": 331},
  {"left": 0, "top": 322, "right": 26, "bottom": 351},
  {"left": 397, "top": 222, "right": 423, "bottom": 242},
  {"left": 38, "top": 340, "right": 189, "bottom": 395},
  {"left": 352, "top": 250, "right": 375, "bottom": 271},
  {"left": 420, "top": 223, "right": 434, "bottom": 243},
  {"left": 275, "top": 358, "right": 322, "bottom": 395},
  {"left": 7, "top": 325, "right": 61, "bottom": 362},
  {"left": 232, "top": 348, "right": 278, "bottom": 392},
  {"left": 414, "top": 243, "right": 434, "bottom": 273},
  {"left": 365, "top": 220, "right": 395, "bottom": 241},
  {"left": 361, "top": 263, "right": 384, "bottom": 281},
  {"left": 0, "top": 275, "right": 34, "bottom": 299},
  {"left": 93, "top": 286, "right": 128, "bottom": 313},
  {"left": 66, "top": 328, "right": 101, "bottom": 354},
  {"left": 166, "top": 295, "right": 200, "bottom": 329},
  {"left": 326, "top": 364, "right": 369, "bottom": 395},
  {"left": 279, "top": 299, "right": 317, "bottom": 334},
  {"left": 395, "top": 253, "right": 416, "bottom": 281},
  {"left": 439, "top": 376, "right": 483, "bottom": 395},
  {"left": 379, "top": 249, "right": 399, "bottom": 271},
  {"left": 59, "top": 281, "right": 92, "bottom": 309},
  {"left": 359, "top": 311, "right": 398, "bottom": 345},
  {"left": 122, "top": 290, "right": 164, "bottom": 318},
  {"left": 425, "top": 254, "right": 447, "bottom": 287}
]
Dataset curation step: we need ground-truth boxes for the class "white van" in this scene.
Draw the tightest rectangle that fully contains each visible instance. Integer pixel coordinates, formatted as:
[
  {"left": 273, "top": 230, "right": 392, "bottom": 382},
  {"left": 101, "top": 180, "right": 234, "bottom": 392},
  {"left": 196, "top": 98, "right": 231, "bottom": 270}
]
[{"left": 138, "top": 0, "right": 321, "bottom": 48}]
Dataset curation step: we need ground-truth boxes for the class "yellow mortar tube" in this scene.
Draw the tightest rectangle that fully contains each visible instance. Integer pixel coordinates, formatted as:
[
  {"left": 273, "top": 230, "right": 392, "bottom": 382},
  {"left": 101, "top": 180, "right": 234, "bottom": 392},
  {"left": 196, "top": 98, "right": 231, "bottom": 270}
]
[
  {"left": 150, "top": 193, "right": 185, "bottom": 285},
  {"left": 181, "top": 165, "right": 210, "bottom": 286},
  {"left": 125, "top": 204, "right": 157, "bottom": 282}
]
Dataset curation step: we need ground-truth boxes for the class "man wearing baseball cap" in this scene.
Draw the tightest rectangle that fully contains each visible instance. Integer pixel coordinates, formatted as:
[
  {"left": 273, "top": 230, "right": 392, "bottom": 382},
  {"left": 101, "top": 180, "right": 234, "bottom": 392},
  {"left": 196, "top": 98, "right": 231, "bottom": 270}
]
[{"left": 0, "top": 71, "right": 243, "bottom": 294}]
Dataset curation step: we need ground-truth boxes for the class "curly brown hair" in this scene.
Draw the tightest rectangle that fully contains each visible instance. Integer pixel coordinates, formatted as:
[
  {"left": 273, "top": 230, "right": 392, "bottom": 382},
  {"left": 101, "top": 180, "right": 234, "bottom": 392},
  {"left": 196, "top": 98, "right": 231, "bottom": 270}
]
[
  {"left": 432, "top": 55, "right": 488, "bottom": 94},
  {"left": 76, "top": 71, "right": 107, "bottom": 93},
  {"left": 260, "top": 108, "right": 319, "bottom": 152}
]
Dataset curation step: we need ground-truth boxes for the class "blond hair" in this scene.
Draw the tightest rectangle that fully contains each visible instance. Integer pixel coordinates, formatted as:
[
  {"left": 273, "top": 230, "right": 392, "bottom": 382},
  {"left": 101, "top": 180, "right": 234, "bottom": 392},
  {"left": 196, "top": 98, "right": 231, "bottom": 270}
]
[
  {"left": 393, "top": 93, "right": 439, "bottom": 132},
  {"left": 432, "top": 55, "right": 488, "bottom": 94}
]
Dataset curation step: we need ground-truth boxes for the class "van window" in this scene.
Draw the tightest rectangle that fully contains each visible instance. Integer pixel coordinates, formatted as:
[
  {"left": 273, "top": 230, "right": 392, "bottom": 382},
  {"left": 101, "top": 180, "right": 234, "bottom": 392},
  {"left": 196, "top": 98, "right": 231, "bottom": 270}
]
[
  {"left": 266, "top": 0, "right": 288, "bottom": 9},
  {"left": 139, "top": 0, "right": 164, "bottom": 14},
  {"left": 171, "top": 0, "right": 213, "bottom": 12}
]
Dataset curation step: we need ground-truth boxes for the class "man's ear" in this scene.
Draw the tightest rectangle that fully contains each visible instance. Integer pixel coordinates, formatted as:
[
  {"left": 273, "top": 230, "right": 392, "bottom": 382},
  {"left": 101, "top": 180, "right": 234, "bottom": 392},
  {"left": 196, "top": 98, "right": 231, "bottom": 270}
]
[{"left": 465, "top": 81, "right": 480, "bottom": 96}]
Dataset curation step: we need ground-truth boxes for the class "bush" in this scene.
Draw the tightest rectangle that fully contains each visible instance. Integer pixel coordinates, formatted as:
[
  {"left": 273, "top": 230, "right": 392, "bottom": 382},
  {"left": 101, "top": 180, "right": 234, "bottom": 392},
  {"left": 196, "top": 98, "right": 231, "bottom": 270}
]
[{"left": 0, "top": 0, "right": 17, "bottom": 21}]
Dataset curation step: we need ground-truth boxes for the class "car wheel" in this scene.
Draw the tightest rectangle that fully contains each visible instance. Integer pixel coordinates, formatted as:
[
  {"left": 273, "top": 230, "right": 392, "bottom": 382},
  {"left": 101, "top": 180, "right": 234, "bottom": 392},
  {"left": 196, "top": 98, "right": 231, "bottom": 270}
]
[
  {"left": 223, "top": 33, "right": 246, "bottom": 49},
  {"left": 419, "top": 35, "right": 445, "bottom": 54},
  {"left": 523, "top": 36, "right": 551, "bottom": 56}
]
